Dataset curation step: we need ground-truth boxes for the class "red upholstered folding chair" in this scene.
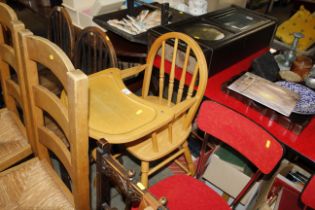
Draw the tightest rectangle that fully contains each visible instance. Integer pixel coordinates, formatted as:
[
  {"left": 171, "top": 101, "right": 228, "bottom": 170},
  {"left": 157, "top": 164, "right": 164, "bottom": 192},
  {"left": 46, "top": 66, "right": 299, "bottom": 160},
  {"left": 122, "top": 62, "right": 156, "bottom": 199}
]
[
  {"left": 131, "top": 100, "right": 283, "bottom": 210},
  {"left": 301, "top": 175, "right": 315, "bottom": 210}
]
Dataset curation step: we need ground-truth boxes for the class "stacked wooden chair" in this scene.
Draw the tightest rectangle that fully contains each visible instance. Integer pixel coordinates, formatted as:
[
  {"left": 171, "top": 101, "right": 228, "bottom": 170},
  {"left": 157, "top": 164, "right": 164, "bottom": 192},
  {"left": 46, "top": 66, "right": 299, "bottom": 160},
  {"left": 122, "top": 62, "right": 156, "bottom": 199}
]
[
  {"left": 74, "top": 26, "right": 118, "bottom": 75},
  {"left": 39, "top": 5, "right": 76, "bottom": 96},
  {"left": 0, "top": 2, "right": 34, "bottom": 172},
  {"left": 47, "top": 5, "right": 75, "bottom": 60},
  {"left": 0, "top": 3, "right": 90, "bottom": 209}
]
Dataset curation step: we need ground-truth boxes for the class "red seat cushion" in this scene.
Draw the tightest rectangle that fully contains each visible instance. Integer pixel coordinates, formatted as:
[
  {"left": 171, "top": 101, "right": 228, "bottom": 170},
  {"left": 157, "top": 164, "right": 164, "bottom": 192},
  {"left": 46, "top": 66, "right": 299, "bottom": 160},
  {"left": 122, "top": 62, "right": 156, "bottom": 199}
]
[
  {"left": 301, "top": 176, "right": 315, "bottom": 209},
  {"left": 134, "top": 175, "right": 231, "bottom": 210}
]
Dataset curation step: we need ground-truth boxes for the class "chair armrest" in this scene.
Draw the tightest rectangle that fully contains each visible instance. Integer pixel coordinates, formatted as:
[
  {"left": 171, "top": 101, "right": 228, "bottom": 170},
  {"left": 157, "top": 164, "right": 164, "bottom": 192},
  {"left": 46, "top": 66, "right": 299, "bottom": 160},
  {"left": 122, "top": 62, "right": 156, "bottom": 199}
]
[
  {"left": 171, "top": 97, "right": 196, "bottom": 118},
  {"left": 120, "top": 64, "right": 147, "bottom": 79},
  {"left": 96, "top": 139, "right": 168, "bottom": 210}
]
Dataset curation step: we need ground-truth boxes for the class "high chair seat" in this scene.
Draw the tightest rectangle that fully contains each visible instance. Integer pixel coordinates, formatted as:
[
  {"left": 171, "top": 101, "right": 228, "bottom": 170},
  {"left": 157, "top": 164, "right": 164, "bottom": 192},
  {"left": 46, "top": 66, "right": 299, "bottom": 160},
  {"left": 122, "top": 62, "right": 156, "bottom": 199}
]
[
  {"left": 0, "top": 109, "right": 32, "bottom": 171},
  {"left": 0, "top": 158, "right": 73, "bottom": 209},
  {"left": 127, "top": 116, "right": 191, "bottom": 161},
  {"left": 138, "top": 175, "right": 230, "bottom": 210}
]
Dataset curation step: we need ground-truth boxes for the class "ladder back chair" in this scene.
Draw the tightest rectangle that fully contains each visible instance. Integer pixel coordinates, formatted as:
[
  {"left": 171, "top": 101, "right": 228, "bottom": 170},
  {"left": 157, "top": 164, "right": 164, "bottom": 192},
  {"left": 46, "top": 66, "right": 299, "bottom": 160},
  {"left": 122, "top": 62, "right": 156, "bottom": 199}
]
[
  {"left": 0, "top": 30, "right": 90, "bottom": 209},
  {"left": 124, "top": 32, "right": 208, "bottom": 188},
  {"left": 74, "top": 26, "right": 118, "bottom": 75},
  {"left": 130, "top": 101, "right": 283, "bottom": 210},
  {"left": 0, "top": 2, "right": 34, "bottom": 172}
]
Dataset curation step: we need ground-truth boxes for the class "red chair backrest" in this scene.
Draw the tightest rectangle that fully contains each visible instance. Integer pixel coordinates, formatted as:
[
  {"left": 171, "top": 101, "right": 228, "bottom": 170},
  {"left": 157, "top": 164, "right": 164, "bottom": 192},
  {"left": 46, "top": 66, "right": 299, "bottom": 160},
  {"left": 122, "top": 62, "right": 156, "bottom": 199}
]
[
  {"left": 197, "top": 100, "right": 283, "bottom": 174},
  {"left": 301, "top": 175, "right": 315, "bottom": 209}
]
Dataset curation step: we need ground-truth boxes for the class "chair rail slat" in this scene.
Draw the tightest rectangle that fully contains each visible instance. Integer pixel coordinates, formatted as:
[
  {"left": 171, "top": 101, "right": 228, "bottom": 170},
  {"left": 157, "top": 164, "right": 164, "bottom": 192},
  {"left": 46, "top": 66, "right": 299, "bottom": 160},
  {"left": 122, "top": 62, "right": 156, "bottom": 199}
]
[
  {"left": 6, "top": 79, "right": 21, "bottom": 107},
  {"left": 33, "top": 85, "right": 69, "bottom": 140},
  {"left": 38, "top": 126, "right": 72, "bottom": 178},
  {"left": 167, "top": 38, "right": 178, "bottom": 106},
  {"left": 159, "top": 41, "right": 165, "bottom": 104},
  {"left": 176, "top": 46, "right": 191, "bottom": 104},
  {"left": 0, "top": 44, "right": 17, "bottom": 70}
]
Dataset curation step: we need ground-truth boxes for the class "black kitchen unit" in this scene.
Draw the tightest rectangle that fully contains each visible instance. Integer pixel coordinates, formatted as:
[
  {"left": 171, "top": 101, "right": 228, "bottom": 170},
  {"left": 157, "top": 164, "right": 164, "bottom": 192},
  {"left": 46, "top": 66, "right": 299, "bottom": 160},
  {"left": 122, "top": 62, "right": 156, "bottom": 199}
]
[{"left": 148, "top": 5, "right": 278, "bottom": 76}]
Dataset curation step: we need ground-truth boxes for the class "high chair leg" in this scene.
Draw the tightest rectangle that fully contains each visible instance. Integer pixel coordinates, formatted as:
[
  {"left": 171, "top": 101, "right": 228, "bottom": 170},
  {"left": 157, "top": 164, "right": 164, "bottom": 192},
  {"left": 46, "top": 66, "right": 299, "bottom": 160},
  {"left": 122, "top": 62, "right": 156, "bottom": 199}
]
[
  {"left": 182, "top": 141, "right": 195, "bottom": 176},
  {"left": 141, "top": 161, "right": 149, "bottom": 189}
]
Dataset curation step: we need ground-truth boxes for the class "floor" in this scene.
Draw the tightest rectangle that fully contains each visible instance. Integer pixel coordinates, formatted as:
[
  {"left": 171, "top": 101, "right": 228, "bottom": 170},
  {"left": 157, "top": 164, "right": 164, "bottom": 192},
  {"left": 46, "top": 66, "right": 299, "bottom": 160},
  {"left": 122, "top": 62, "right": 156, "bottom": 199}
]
[{"left": 6, "top": 1, "right": 297, "bottom": 210}]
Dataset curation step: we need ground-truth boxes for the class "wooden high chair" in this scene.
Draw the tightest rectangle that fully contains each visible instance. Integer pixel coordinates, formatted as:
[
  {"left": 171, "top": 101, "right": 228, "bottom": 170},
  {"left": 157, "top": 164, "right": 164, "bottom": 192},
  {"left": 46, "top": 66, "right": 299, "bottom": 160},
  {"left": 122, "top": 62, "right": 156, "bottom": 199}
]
[
  {"left": 124, "top": 32, "right": 208, "bottom": 188},
  {"left": 0, "top": 30, "right": 90, "bottom": 209},
  {"left": 74, "top": 26, "right": 118, "bottom": 75},
  {"left": 0, "top": 2, "right": 34, "bottom": 172},
  {"left": 129, "top": 100, "right": 283, "bottom": 210}
]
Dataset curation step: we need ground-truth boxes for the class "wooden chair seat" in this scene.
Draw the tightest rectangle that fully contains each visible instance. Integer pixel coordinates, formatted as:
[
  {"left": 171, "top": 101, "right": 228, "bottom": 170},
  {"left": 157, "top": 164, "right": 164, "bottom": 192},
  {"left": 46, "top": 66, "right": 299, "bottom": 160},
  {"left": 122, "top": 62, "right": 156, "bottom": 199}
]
[
  {"left": 0, "top": 158, "right": 73, "bottom": 209},
  {"left": 0, "top": 108, "right": 31, "bottom": 171},
  {"left": 126, "top": 115, "right": 191, "bottom": 161},
  {"left": 144, "top": 175, "right": 231, "bottom": 210}
]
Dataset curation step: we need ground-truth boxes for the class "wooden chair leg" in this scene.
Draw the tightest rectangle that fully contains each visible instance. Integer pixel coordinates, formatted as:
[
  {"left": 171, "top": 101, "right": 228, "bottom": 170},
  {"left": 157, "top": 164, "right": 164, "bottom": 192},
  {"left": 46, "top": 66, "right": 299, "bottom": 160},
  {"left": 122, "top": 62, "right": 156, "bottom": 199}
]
[
  {"left": 96, "top": 149, "right": 111, "bottom": 210},
  {"left": 182, "top": 141, "right": 195, "bottom": 176},
  {"left": 141, "top": 161, "right": 149, "bottom": 189}
]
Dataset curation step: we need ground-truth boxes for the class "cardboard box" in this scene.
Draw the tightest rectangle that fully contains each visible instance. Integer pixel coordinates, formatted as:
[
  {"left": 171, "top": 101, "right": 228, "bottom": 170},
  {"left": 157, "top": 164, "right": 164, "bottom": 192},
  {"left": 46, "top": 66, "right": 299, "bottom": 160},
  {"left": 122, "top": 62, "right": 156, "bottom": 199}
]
[
  {"left": 62, "top": 0, "right": 95, "bottom": 26},
  {"left": 79, "top": 9, "right": 94, "bottom": 28},
  {"left": 273, "top": 162, "right": 311, "bottom": 192},
  {"left": 79, "top": 9, "right": 107, "bottom": 30},
  {"left": 63, "top": 3, "right": 80, "bottom": 25},
  {"left": 89, "top": 0, "right": 124, "bottom": 16},
  {"left": 203, "top": 153, "right": 260, "bottom": 206},
  {"left": 207, "top": 0, "right": 246, "bottom": 12}
]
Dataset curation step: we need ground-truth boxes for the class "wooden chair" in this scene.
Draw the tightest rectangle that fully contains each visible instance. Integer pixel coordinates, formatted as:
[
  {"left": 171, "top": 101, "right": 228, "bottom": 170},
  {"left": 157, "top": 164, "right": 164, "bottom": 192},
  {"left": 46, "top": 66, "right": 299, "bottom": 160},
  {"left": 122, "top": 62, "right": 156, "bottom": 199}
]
[
  {"left": 130, "top": 100, "right": 283, "bottom": 210},
  {"left": 74, "top": 26, "right": 118, "bottom": 75},
  {"left": 0, "top": 30, "right": 90, "bottom": 209},
  {"left": 41, "top": 5, "right": 75, "bottom": 96},
  {"left": 301, "top": 175, "right": 315, "bottom": 210},
  {"left": 96, "top": 139, "right": 168, "bottom": 210},
  {"left": 122, "top": 32, "right": 208, "bottom": 188},
  {"left": 0, "top": 2, "right": 34, "bottom": 172},
  {"left": 47, "top": 5, "right": 75, "bottom": 60}
]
